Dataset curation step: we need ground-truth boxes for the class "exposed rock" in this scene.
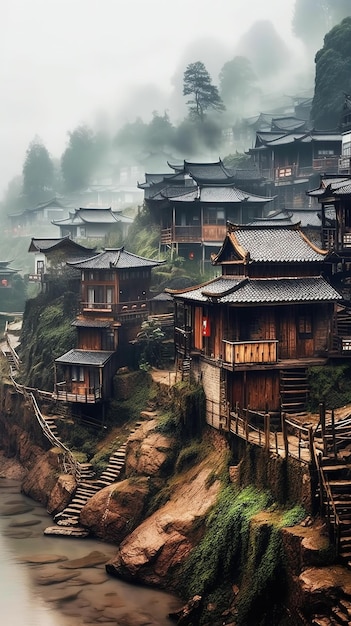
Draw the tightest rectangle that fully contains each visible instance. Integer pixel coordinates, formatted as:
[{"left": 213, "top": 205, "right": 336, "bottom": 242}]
[
  {"left": 169, "top": 595, "right": 203, "bottom": 625},
  {"left": 21, "top": 450, "right": 59, "bottom": 506},
  {"left": 106, "top": 462, "right": 222, "bottom": 587},
  {"left": 58, "top": 550, "right": 110, "bottom": 569},
  {"left": 47, "top": 473, "right": 77, "bottom": 515},
  {"left": 34, "top": 566, "right": 80, "bottom": 585},
  {"left": 0, "top": 503, "right": 33, "bottom": 515},
  {"left": 80, "top": 477, "right": 150, "bottom": 543},
  {"left": 17, "top": 553, "right": 68, "bottom": 564},
  {"left": 125, "top": 420, "right": 176, "bottom": 477}
]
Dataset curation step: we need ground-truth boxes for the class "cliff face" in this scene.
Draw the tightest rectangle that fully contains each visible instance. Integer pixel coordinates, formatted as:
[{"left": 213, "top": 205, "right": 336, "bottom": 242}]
[{"left": 2, "top": 382, "right": 351, "bottom": 625}]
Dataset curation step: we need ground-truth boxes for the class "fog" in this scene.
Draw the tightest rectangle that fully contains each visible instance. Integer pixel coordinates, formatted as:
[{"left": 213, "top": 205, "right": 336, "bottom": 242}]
[{"left": 0, "top": 0, "right": 340, "bottom": 196}]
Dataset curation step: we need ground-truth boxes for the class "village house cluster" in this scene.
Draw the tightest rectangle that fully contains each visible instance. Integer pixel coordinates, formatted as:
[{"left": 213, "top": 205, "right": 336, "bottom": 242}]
[{"left": 3, "top": 94, "right": 351, "bottom": 430}]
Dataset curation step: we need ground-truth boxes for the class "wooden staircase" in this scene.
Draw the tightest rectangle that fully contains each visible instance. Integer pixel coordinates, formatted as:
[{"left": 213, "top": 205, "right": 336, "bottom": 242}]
[
  {"left": 315, "top": 416, "right": 351, "bottom": 566},
  {"left": 280, "top": 367, "right": 309, "bottom": 415},
  {"left": 176, "top": 355, "right": 191, "bottom": 382}
]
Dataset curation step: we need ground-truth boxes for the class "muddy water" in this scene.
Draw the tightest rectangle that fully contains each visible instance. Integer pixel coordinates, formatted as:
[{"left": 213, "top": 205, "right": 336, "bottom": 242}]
[{"left": 0, "top": 477, "right": 182, "bottom": 625}]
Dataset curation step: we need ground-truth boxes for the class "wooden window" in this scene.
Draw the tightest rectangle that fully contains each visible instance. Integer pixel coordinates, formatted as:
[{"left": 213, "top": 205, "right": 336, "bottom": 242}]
[{"left": 298, "top": 313, "right": 312, "bottom": 338}]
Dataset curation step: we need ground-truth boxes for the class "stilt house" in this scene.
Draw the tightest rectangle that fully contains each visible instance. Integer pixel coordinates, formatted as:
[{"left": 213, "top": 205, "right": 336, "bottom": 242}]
[
  {"left": 169, "top": 222, "right": 342, "bottom": 428},
  {"left": 53, "top": 247, "right": 164, "bottom": 405}
]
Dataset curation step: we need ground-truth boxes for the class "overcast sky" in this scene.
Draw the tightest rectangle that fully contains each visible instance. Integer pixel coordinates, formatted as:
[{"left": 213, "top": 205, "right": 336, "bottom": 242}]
[{"left": 1, "top": 0, "right": 298, "bottom": 196}]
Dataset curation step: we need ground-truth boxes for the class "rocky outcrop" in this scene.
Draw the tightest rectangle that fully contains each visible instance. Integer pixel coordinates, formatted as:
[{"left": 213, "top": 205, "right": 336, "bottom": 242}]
[
  {"left": 106, "top": 458, "right": 223, "bottom": 587},
  {"left": 125, "top": 419, "right": 176, "bottom": 478},
  {"left": 80, "top": 477, "right": 150, "bottom": 543}
]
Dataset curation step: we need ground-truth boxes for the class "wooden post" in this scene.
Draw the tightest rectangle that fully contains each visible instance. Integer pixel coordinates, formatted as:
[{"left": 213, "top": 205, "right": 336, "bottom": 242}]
[
  {"left": 319, "top": 402, "right": 326, "bottom": 457},
  {"left": 308, "top": 426, "right": 314, "bottom": 465},
  {"left": 298, "top": 430, "right": 301, "bottom": 460},
  {"left": 264, "top": 413, "right": 270, "bottom": 451},
  {"left": 331, "top": 409, "right": 337, "bottom": 458},
  {"left": 275, "top": 431, "right": 278, "bottom": 454},
  {"left": 281, "top": 412, "right": 289, "bottom": 458},
  {"left": 245, "top": 407, "right": 249, "bottom": 442}
]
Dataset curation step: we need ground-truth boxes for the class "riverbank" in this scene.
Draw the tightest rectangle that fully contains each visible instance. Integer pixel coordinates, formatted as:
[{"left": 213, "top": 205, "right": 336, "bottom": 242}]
[{"left": 0, "top": 478, "right": 181, "bottom": 626}]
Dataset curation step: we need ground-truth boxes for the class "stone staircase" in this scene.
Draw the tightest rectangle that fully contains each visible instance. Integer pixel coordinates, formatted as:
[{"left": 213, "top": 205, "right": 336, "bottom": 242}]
[{"left": 49, "top": 421, "right": 143, "bottom": 534}]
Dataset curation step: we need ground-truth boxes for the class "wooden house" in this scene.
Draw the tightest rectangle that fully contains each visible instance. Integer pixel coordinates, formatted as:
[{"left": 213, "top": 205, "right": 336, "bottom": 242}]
[
  {"left": 169, "top": 222, "right": 342, "bottom": 428},
  {"left": 52, "top": 207, "right": 133, "bottom": 242},
  {"left": 249, "top": 129, "right": 342, "bottom": 210},
  {"left": 53, "top": 247, "right": 164, "bottom": 405},
  {"left": 8, "top": 198, "right": 69, "bottom": 237},
  {"left": 27, "top": 236, "right": 96, "bottom": 290},
  {"left": 139, "top": 159, "right": 273, "bottom": 272},
  {"left": 0, "top": 261, "right": 20, "bottom": 288}
]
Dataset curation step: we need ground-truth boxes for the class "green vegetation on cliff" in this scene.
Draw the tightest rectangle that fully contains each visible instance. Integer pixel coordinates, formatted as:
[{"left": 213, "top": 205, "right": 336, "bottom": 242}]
[{"left": 18, "top": 290, "right": 77, "bottom": 390}]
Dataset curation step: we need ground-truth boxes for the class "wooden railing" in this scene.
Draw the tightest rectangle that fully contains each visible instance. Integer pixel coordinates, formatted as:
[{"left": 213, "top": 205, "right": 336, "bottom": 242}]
[
  {"left": 53, "top": 381, "right": 102, "bottom": 403},
  {"left": 229, "top": 406, "right": 313, "bottom": 463},
  {"left": 222, "top": 339, "right": 278, "bottom": 366},
  {"left": 81, "top": 300, "right": 148, "bottom": 317}
]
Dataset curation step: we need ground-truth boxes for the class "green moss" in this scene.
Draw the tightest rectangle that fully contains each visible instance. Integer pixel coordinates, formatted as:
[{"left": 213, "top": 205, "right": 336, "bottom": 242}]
[
  {"left": 177, "top": 485, "right": 272, "bottom": 598},
  {"left": 307, "top": 364, "right": 351, "bottom": 410}
]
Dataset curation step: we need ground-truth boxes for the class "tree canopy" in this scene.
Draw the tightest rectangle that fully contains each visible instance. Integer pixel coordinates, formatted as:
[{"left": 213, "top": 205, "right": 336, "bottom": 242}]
[
  {"left": 219, "top": 56, "right": 258, "bottom": 113},
  {"left": 61, "top": 125, "right": 107, "bottom": 192},
  {"left": 22, "top": 138, "right": 55, "bottom": 205},
  {"left": 183, "top": 61, "right": 225, "bottom": 122},
  {"left": 311, "top": 17, "right": 351, "bottom": 129}
]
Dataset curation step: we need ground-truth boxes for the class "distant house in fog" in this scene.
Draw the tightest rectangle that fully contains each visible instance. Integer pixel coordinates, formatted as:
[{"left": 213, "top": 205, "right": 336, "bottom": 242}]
[
  {"left": 27, "top": 236, "right": 96, "bottom": 291},
  {"left": 8, "top": 198, "right": 69, "bottom": 237},
  {"left": 0, "top": 261, "right": 20, "bottom": 288},
  {"left": 52, "top": 207, "right": 133, "bottom": 241}
]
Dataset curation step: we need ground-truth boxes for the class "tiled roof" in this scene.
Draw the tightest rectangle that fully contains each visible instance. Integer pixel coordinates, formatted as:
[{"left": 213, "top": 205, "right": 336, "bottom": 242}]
[
  {"left": 183, "top": 160, "right": 233, "bottom": 182},
  {"left": 67, "top": 247, "right": 164, "bottom": 270},
  {"left": 28, "top": 237, "right": 94, "bottom": 254},
  {"left": 55, "top": 349, "right": 114, "bottom": 366},
  {"left": 307, "top": 177, "right": 351, "bottom": 197},
  {"left": 168, "top": 186, "right": 273, "bottom": 204},
  {"left": 226, "top": 225, "right": 327, "bottom": 262},
  {"left": 172, "top": 276, "right": 341, "bottom": 305},
  {"left": 71, "top": 319, "right": 111, "bottom": 328}
]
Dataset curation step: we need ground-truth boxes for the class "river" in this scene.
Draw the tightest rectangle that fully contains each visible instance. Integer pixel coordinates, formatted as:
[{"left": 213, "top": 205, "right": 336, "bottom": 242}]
[{"left": 0, "top": 476, "right": 182, "bottom": 626}]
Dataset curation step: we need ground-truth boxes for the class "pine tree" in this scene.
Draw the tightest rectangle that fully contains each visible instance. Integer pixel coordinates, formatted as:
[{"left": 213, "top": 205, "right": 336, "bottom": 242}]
[{"left": 183, "top": 61, "right": 225, "bottom": 122}]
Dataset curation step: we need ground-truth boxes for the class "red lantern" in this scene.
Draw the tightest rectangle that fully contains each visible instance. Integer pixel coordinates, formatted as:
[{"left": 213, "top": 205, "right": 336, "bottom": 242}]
[
  {"left": 189, "top": 251, "right": 194, "bottom": 260},
  {"left": 1, "top": 279, "right": 8, "bottom": 287},
  {"left": 202, "top": 317, "right": 210, "bottom": 337}
]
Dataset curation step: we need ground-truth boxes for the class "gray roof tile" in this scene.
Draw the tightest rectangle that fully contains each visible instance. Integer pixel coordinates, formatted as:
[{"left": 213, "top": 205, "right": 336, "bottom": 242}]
[
  {"left": 172, "top": 276, "right": 341, "bottom": 304},
  {"left": 231, "top": 226, "right": 326, "bottom": 262},
  {"left": 55, "top": 349, "right": 114, "bottom": 366},
  {"left": 67, "top": 247, "right": 164, "bottom": 270}
]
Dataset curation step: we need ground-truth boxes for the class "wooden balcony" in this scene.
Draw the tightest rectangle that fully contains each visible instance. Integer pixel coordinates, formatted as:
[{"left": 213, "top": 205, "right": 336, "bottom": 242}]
[
  {"left": 339, "top": 156, "right": 351, "bottom": 174},
  {"left": 53, "top": 382, "right": 102, "bottom": 403},
  {"left": 81, "top": 300, "right": 148, "bottom": 319},
  {"left": 160, "top": 225, "right": 202, "bottom": 244},
  {"left": 222, "top": 339, "right": 278, "bottom": 366}
]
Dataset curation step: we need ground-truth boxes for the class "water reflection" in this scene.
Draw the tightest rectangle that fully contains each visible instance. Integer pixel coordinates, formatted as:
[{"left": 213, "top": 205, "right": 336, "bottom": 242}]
[{"left": 0, "top": 478, "right": 181, "bottom": 625}]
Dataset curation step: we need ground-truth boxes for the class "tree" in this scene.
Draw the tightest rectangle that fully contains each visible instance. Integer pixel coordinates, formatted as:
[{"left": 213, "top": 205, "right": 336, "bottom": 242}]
[
  {"left": 145, "top": 111, "right": 175, "bottom": 152},
  {"left": 219, "top": 56, "right": 258, "bottom": 113},
  {"left": 22, "top": 138, "right": 54, "bottom": 204},
  {"left": 61, "top": 125, "right": 105, "bottom": 192},
  {"left": 311, "top": 17, "right": 351, "bottom": 129},
  {"left": 183, "top": 61, "right": 225, "bottom": 122}
]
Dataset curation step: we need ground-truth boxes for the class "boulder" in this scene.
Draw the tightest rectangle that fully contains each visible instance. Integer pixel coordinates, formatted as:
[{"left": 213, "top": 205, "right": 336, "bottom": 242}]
[{"left": 80, "top": 477, "right": 150, "bottom": 543}]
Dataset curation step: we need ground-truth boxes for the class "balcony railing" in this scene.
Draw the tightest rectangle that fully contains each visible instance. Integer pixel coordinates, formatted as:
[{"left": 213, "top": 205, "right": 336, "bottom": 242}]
[
  {"left": 222, "top": 339, "right": 278, "bottom": 365},
  {"left": 339, "top": 156, "right": 351, "bottom": 174},
  {"left": 160, "top": 225, "right": 202, "bottom": 244},
  {"left": 53, "top": 382, "right": 102, "bottom": 403},
  {"left": 81, "top": 300, "right": 148, "bottom": 317}
]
